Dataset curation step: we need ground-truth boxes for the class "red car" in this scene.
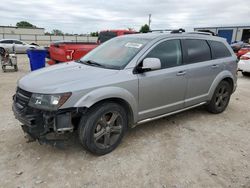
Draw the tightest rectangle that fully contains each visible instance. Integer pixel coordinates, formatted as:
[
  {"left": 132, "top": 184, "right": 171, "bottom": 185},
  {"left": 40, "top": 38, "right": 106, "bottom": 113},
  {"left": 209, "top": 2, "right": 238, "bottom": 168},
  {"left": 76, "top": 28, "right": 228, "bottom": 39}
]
[
  {"left": 48, "top": 30, "right": 137, "bottom": 65},
  {"left": 237, "top": 45, "right": 250, "bottom": 59}
]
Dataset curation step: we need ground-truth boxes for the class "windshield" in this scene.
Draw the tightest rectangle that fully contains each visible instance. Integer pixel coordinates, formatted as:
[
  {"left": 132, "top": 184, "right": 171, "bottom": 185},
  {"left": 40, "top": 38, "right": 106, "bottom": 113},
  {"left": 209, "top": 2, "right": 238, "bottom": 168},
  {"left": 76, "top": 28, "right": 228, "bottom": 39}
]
[{"left": 79, "top": 37, "right": 150, "bottom": 69}]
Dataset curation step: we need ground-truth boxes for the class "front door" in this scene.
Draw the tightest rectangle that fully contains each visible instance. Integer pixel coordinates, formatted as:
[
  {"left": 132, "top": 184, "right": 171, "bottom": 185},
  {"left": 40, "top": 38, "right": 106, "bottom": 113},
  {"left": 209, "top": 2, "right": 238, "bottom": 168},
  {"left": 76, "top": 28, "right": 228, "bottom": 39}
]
[{"left": 137, "top": 39, "right": 188, "bottom": 121}]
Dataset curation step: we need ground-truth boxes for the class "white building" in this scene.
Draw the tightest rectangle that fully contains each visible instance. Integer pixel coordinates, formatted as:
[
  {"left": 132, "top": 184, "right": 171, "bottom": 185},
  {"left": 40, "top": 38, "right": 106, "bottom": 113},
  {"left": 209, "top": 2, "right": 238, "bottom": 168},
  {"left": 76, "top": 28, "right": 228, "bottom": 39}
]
[
  {"left": 194, "top": 26, "right": 250, "bottom": 44},
  {"left": 0, "top": 25, "right": 45, "bottom": 35}
]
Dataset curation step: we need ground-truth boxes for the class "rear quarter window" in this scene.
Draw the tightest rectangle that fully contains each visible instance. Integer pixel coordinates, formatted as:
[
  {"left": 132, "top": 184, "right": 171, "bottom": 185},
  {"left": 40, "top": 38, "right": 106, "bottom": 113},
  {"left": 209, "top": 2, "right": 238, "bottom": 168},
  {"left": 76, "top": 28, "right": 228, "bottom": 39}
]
[
  {"left": 208, "top": 40, "right": 232, "bottom": 59},
  {"left": 183, "top": 39, "right": 211, "bottom": 64}
]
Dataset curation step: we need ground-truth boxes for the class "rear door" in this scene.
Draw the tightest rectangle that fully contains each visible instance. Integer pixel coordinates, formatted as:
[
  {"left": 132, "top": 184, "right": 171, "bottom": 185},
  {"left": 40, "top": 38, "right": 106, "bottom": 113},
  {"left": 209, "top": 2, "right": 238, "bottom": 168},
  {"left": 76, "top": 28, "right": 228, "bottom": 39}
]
[
  {"left": 182, "top": 39, "right": 223, "bottom": 107},
  {"left": 137, "top": 39, "right": 188, "bottom": 120}
]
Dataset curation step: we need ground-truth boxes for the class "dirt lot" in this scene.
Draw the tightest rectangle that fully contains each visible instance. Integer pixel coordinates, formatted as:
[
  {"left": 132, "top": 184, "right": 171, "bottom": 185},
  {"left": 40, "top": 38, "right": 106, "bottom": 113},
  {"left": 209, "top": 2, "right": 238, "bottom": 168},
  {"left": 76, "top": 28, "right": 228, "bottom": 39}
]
[{"left": 0, "top": 55, "right": 250, "bottom": 188}]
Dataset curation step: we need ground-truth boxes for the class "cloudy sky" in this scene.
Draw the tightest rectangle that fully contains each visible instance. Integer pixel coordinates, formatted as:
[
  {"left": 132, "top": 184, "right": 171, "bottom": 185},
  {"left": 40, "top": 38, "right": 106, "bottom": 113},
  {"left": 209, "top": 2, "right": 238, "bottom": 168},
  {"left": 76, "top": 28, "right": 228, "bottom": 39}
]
[{"left": 1, "top": 0, "right": 250, "bottom": 34}]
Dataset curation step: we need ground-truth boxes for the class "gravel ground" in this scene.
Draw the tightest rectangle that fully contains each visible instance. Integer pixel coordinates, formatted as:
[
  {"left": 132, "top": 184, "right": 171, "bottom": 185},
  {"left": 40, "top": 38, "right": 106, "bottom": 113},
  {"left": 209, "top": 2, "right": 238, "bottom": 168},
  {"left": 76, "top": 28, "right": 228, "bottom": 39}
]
[{"left": 0, "top": 55, "right": 250, "bottom": 188}]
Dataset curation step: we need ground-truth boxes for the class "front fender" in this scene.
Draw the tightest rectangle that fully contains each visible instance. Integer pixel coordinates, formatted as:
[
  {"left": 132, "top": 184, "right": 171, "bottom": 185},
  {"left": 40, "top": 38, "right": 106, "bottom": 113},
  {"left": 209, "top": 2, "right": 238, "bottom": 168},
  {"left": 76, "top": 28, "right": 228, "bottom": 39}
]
[
  {"left": 208, "top": 70, "right": 235, "bottom": 100},
  {"left": 74, "top": 86, "right": 138, "bottom": 122}
]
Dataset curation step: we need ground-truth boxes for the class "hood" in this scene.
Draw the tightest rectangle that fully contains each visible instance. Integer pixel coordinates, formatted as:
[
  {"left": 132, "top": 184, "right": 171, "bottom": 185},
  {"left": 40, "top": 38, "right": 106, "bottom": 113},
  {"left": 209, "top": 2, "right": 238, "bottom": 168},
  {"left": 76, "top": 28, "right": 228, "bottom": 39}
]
[{"left": 18, "top": 62, "right": 119, "bottom": 93}]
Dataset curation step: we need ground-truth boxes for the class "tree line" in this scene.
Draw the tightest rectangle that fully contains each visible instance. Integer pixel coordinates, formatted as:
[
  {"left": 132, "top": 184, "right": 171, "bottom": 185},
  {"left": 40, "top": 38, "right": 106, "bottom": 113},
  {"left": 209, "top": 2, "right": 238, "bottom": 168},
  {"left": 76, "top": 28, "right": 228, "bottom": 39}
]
[{"left": 15, "top": 21, "right": 150, "bottom": 36}]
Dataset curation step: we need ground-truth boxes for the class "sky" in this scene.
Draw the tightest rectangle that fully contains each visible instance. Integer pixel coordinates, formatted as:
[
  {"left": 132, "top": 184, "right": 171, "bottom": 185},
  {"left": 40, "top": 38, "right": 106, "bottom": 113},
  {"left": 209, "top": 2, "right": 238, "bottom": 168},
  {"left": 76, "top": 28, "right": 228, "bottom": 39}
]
[{"left": 0, "top": 0, "right": 250, "bottom": 34}]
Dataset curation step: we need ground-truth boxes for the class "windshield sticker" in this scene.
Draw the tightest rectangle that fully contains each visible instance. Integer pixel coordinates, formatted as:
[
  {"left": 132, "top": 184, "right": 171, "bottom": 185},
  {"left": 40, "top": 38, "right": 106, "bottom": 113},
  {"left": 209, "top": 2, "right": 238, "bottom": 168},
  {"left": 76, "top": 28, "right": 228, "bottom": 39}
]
[{"left": 125, "top": 42, "right": 143, "bottom": 48}]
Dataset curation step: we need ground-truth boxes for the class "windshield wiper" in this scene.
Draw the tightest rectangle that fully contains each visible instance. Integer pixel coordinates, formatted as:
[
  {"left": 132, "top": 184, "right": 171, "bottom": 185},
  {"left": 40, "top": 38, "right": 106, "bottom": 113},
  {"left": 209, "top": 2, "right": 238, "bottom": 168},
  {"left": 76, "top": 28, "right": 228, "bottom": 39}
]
[
  {"left": 76, "top": 59, "right": 120, "bottom": 70},
  {"left": 76, "top": 59, "right": 104, "bottom": 67}
]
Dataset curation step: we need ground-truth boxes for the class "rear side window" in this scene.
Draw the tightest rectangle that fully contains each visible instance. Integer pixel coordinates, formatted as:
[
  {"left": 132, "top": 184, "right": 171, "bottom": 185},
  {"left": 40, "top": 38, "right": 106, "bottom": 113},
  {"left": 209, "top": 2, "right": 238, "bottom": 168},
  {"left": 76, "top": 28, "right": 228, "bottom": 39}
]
[
  {"left": 208, "top": 40, "right": 232, "bottom": 59},
  {"left": 146, "top": 39, "right": 182, "bottom": 69},
  {"left": 183, "top": 39, "right": 211, "bottom": 64}
]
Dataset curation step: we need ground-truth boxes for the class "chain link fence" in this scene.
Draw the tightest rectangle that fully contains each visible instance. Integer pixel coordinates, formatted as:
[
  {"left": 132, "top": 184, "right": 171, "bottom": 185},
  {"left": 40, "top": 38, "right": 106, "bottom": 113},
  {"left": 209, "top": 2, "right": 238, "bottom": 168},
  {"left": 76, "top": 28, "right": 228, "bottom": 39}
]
[{"left": 0, "top": 33, "right": 98, "bottom": 46}]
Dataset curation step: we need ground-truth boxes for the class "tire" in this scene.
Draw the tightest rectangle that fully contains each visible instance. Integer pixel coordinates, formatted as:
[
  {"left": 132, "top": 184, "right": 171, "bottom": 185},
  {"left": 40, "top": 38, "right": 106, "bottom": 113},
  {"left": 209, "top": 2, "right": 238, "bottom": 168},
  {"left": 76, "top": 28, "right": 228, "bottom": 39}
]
[
  {"left": 206, "top": 81, "right": 232, "bottom": 114},
  {"left": 78, "top": 102, "right": 128, "bottom": 155},
  {"left": 0, "top": 47, "right": 5, "bottom": 56},
  {"left": 14, "top": 65, "right": 18, "bottom": 71},
  {"left": 2, "top": 65, "right": 6, "bottom": 72}
]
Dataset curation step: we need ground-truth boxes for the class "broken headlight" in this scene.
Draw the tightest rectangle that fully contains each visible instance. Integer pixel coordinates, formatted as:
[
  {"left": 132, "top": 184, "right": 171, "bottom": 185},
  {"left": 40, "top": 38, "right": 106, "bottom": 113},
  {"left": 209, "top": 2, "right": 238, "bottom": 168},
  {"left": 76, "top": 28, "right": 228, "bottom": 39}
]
[{"left": 28, "top": 92, "right": 71, "bottom": 111}]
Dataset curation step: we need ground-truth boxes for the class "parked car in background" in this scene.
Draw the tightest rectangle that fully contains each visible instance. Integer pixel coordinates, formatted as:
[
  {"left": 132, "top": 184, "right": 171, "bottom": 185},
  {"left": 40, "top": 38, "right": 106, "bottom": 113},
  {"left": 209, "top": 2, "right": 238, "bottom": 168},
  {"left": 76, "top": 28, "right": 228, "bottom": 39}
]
[
  {"left": 238, "top": 52, "right": 250, "bottom": 76},
  {"left": 230, "top": 41, "right": 245, "bottom": 53},
  {"left": 13, "top": 32, "right": 237, "bottom": 155},
  {"left": 0, "top": 39, "right": 41, "bottom": 53},
  {"left": 48, "top": 30, "right": 137, "bottom": 65},
  {"left": 237, "top": 44, "right": 250, "bottom": 59}
]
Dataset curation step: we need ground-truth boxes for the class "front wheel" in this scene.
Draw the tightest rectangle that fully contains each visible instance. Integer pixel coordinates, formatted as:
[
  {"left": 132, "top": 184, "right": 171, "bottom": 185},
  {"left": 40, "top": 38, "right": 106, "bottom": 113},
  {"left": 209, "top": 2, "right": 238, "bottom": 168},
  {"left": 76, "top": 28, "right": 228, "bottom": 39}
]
[
  {"left": 78, "top": 102, "right": 128, "bottom": 155},
  {"left": 206, "top": 81, "right": 232, "bottom": 114}
]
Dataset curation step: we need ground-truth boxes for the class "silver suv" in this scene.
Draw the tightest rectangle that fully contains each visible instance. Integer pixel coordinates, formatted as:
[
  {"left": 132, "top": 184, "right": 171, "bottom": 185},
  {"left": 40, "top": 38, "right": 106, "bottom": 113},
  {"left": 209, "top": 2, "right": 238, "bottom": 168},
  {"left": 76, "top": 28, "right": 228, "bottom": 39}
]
[{"left": 13, "top": 32, "right": 237, "bottom": 155}]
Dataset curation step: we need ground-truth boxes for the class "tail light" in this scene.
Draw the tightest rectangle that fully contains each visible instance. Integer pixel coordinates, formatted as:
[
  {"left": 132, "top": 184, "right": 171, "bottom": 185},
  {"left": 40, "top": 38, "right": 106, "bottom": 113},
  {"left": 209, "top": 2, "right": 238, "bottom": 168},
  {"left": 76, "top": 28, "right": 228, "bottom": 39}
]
[
  {"left": 65, "top": 50, "right": 74, "bottom": 60},
  {"left": 240, "top": 56, "right": 250, "bottom": 60}
]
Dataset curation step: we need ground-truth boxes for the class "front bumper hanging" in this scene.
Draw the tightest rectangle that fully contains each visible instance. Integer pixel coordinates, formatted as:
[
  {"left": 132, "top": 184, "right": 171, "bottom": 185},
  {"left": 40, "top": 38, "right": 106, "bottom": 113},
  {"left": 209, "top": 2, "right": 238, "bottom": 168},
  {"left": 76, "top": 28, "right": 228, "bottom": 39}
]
[{"left": 12, "top": 89, "right": 76, "bottom": 147}]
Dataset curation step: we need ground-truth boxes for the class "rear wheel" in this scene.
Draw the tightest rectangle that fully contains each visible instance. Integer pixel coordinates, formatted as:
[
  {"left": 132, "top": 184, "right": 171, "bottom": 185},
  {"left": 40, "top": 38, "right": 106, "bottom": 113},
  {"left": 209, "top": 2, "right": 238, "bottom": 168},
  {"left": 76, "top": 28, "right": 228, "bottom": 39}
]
[
  {"left": 78, "top": 102, "right": 128, "bottom": 155},
  {"left": 206, "top": 81, "right": 232, "bottom": 114}
]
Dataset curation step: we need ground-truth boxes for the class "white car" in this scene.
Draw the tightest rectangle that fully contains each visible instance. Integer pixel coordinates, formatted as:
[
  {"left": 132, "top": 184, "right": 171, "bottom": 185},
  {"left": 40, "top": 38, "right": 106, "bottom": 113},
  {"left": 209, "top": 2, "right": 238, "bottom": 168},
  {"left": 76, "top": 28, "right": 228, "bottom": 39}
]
[
  {"left": 0, "top": 39, "right": 41, "bottom": 54},
  {"left": 238, "top": 52, "right": 250, "bottom": 76}
]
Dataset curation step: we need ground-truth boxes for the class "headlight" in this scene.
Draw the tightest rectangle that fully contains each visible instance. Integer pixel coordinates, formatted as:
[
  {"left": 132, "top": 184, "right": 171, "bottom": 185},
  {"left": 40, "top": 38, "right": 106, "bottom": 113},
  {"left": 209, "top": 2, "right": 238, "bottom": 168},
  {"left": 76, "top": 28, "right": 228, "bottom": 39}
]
[{"left": 28, "top": 92, "right": 71, "bottom": 111}]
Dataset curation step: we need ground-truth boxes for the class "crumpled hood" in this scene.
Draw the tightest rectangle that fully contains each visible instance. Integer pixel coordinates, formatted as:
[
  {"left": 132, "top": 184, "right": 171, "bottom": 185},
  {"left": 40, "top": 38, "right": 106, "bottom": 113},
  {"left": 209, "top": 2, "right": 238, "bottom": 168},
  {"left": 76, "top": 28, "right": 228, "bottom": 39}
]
[{"left": 18, "top": 62, "right": 119, "bottom": 93}]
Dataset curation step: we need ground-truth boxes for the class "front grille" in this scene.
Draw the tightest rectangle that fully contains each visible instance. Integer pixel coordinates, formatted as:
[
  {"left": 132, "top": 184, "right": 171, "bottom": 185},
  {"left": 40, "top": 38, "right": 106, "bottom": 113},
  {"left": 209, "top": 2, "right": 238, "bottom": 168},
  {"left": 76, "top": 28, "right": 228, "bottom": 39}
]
[{"left": 15, "top": 87, "right": 32, "bottom": 111}]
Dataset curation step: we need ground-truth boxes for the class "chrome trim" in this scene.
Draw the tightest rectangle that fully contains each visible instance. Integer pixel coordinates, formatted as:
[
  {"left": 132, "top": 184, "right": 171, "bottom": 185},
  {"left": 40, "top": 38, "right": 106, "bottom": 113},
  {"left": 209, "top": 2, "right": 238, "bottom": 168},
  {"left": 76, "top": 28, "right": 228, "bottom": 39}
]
[{"left": 136, "top": 102, "right": 206, "bottom": 125}]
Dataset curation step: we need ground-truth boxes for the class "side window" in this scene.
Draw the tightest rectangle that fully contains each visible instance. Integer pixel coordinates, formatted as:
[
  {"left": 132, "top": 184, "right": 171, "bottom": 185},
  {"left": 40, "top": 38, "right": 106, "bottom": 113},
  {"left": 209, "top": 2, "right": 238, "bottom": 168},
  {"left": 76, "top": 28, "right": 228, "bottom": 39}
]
[
  {"left": 208, "top": 40, "right": 232, "bottom": 59},
  {"left": 146, "top": 40, "right": 182, "bottom": 69},
  {"left": 13, "top": 40, "right": 23, "bottom": 44},
  {"left": 183, "top": 39, "right": 211, "bottom": 64},
  {"left": 1, "top": 40, "right": 13, "bottom": 44}
]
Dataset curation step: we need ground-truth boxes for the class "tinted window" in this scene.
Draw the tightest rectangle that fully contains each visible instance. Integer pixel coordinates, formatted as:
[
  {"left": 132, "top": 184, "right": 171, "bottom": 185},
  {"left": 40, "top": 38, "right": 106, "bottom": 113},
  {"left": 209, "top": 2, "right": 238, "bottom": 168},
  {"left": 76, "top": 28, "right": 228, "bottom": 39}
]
[
  {"left": 124, "top": 32, "right": 135, "bottom": 35},
  {"left": 98, "top": 31, "right": 117, "bottom": 43},
  {"left": 13, "top": 40, "right": 22, "bottom": 44},
  {"left": 1, "top": 40, "right": 13, "bottom": 44},
  {"left": 183, "top": 39, "right": 211, "bottom": 63},
  {"left": 146, "top": 40, "right": 182, "bottom": 69},
  {"left": 209, "top": 40, "right": 232, "bottom": 59}
]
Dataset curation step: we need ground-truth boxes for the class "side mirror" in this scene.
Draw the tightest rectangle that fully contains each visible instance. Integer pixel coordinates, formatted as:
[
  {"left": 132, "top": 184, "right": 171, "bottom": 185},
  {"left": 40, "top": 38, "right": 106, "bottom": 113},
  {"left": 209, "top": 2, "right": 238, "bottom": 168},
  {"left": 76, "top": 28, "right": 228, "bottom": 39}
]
[{"left": 137, "top": 58, "right": 161, "bottom": 73}]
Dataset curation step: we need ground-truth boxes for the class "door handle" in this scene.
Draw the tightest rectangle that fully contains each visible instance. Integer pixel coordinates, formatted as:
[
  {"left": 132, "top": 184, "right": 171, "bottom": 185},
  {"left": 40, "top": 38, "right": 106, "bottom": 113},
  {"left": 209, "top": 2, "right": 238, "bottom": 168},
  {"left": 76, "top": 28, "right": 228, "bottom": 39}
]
[
  {"left": 176, "top": 71, "right": 186, "bottom": 76},
  {"left": 211, "top": 64, "right": 219, "bottom": 69}
]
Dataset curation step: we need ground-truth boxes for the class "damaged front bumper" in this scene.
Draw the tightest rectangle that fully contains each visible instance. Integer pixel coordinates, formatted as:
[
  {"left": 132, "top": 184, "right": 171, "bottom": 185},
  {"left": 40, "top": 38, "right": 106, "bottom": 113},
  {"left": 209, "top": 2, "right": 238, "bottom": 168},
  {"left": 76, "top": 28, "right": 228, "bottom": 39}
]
[{"left": 12, "top": 88, "right": 77, "bottom": 147}]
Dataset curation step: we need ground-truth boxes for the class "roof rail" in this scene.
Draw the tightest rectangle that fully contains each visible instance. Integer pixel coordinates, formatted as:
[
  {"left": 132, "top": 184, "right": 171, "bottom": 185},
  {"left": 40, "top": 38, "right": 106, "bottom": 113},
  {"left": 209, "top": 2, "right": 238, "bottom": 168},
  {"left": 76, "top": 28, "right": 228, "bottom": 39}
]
[
  {"left": 170, "top": 28, "right": 186, "bottom": 33},
  {"left": 187, "top": 32, "right": 213, "bottom": 36},
  {"left": 149, "top": 28, "right": 186, "bottom": 33}
]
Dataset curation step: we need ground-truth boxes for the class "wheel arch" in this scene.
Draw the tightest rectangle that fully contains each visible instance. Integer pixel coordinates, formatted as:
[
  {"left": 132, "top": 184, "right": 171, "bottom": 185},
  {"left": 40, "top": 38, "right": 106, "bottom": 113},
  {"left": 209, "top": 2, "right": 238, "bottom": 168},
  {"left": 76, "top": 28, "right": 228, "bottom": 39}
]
[
  {"left": 208, "top": 70, "right": 235, "bottom": 100},
  {"left": 73, "top": 87, "right": 138, "bottom": 126},
  {"left": 86, "top": 98, "right": 135, "bottom": 127}
]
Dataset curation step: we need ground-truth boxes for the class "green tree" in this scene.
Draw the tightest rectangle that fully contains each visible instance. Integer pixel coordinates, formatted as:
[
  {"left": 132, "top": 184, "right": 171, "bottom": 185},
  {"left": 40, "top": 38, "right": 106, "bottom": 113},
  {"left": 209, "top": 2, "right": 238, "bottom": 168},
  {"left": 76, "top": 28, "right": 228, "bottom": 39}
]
[
  {"left": 139, "top": 24, "right": 150, "bottom": 33},
  {"left": 51, "top": 29, "right": 63, "bottom": 36},
  {"left": 16, "top": 21, "right": 35, "bottom": 28},
  {"left": 90, "top": 31, "right": 99, "bottom": 37}
]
